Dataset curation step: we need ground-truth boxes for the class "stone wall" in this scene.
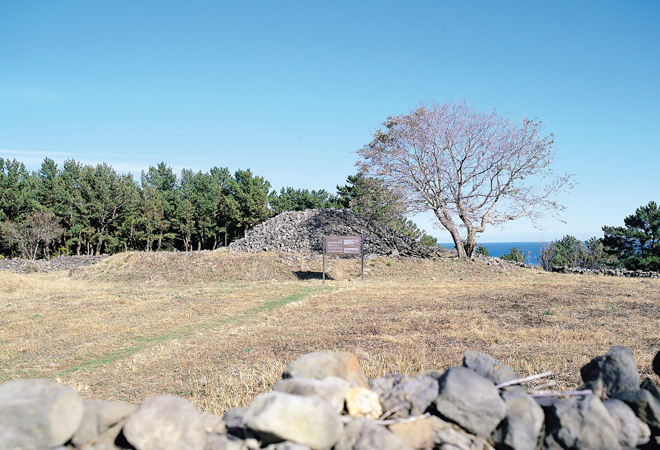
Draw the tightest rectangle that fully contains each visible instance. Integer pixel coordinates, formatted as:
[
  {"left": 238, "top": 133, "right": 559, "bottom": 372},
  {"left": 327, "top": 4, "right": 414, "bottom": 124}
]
[
  {"left": 0, "top": 255, "right": 108, "bottom": 274},
  {"left": 550, "top": 265, "right": 660, "bottom": 279},
  {"left": 2, "top": 347, "right": 659, "bottom": 450}
]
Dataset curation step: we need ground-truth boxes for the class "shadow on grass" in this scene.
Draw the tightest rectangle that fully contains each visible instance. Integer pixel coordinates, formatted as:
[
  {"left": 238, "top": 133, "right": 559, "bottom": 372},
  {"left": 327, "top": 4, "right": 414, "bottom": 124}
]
[{"left": 293, "top": 271, "right": 332, "bottom": 281}]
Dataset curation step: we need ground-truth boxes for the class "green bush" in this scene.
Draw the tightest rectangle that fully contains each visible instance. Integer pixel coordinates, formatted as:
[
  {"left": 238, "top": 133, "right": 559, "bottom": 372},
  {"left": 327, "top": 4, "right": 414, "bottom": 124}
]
[
  {"left": 475, "top": 244, "right": 489, "bottom": 257},
  {"left": 501, "top": 247, "right": 528, "bottom": 263},
  {"left": 538, "top": 235, "right": 616, "bottom": 271},
  {"left": 420, "top": 234, "right": 438, "bottom": 247}
]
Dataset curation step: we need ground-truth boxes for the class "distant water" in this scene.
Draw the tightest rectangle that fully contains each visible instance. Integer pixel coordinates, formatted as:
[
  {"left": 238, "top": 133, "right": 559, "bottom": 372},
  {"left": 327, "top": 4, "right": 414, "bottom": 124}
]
[{"left": 438, "top": 242, "right": 545, "bottom": 263}]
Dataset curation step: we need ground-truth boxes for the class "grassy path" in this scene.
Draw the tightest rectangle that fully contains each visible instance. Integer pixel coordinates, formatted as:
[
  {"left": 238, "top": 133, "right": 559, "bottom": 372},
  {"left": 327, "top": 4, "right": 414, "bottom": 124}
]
[{"left": 54, "top": 285, "right": 331, "bottom": 377}]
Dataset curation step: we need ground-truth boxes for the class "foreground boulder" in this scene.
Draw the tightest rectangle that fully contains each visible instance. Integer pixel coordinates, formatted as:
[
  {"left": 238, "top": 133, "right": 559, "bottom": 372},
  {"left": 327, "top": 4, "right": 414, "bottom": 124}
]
[
  {"left": 603, "top": 399, "right": 642, "bottom": 448},
  {"left": 243, "top": 391, "right": 343, "bottom": 449},
  {"left": 273, "top": 376, "right": 350, "bottom": 413},
  {"left": 491, "top": 392, "right": 544, "bottom": 450},
  {"left": 282, "top": 350, "right": 369, "bottom": 389},
  {"left": 463, "top": 350, "right": 519, "bottom": 385},
  {"left": 0, "top": 379, "right": 84, "bottom": 450},
  {"left": 580, "top": 345, "right": 640, "bottom": 399},
  {"left": 613, "top": 388, "right": 660, "bottom": 435},
  {"left": 71, "top": 400, "right": 137, "bottom": 448},
  {"left": 431, "top": 366, "right": 506, "bottom": 437},
  {"left": 122, "top": 395, "right": 206, "bottom": 450},
  {"left": 541, "top": 395, "right": 621, "bottom": 450},
  {"left": 370, "top": 373, "right": 439, "bottom": 419},
  {"left": 334, "top": 418, "right": 412, "bottom": 450}
]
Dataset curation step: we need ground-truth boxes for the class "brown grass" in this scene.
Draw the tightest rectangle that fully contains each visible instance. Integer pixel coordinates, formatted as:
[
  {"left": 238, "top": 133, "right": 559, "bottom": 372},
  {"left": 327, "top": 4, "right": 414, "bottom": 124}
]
[{"left": 1, "top": 251, "right": 659, "bottom": 415}]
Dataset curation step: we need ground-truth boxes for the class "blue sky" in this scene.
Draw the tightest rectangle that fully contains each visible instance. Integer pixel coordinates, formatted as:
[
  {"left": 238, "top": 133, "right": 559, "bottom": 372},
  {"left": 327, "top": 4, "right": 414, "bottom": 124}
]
[{"left": 1, "top": 1, "right": 658, "bottom": 243}]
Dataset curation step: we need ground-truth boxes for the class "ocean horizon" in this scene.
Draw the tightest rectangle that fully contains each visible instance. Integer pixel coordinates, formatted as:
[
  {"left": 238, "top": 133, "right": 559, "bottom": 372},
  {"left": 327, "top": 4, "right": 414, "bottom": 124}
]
[{"left": 438, "top": 241, "right": 545, "bottom": 262}]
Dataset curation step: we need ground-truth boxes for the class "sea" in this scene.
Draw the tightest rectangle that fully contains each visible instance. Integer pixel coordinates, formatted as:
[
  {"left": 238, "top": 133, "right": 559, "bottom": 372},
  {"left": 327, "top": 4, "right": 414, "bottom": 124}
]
[{"left": 438, "top": 242, "right": 545, "bottom": 263}]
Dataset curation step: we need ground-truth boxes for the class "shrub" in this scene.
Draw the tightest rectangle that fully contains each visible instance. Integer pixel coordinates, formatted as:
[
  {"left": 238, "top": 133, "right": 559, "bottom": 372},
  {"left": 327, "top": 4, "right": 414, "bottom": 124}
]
[
  {"left": 538, "top": 235, "right": 616, "bottom": 271},
  {"left": 420, "top": 234, "right": 438, "bottom": 247},
  {"left": 475, "top": 245, "right": 489, "bottom": 257},
  {"left": 501, "top": 247, "right": 528, "bottom": 263}
]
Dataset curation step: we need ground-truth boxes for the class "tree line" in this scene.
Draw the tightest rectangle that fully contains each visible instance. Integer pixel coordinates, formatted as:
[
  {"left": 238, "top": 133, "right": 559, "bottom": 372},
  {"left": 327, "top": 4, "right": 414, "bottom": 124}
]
[
  {"left": 0, "top": 158, "right": 436, "bottom": 259},
  {"left": 476, "top": 201, "right": 660, "bottom": 272}
]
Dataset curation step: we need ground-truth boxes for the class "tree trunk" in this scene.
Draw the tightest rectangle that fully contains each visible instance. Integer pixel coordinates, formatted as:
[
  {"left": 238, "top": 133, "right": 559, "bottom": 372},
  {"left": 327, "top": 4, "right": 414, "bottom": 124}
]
[
  {"left": 464, "top": 231, "right": 478, "bottom": 260},
  {"left": 433, "top": 209, "right": 467, "bottom": 260},
  {"left": 197, "top": 241, "right": 201, "bottom": 251}
]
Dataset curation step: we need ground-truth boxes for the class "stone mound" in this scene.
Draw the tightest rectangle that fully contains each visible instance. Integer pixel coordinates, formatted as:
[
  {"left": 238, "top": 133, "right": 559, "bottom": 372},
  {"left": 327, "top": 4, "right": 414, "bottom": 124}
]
[{"left": 229, "top": 208, "right": 453, "bottom": 259}]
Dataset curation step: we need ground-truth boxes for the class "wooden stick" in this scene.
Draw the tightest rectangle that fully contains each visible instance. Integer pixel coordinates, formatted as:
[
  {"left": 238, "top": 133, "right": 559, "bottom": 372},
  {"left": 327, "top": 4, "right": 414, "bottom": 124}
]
[
  {"left": 532, "top": 381, "right": 557, "bottom": 390},
  {"left": 495, "top": 371, "right": 553, "bottom": 389},
  {"left": 378, "top": 404, "right": 406, "bottom": 420},
  {"left": 341, "top": 413, "right": 432, "bottom": 425},
  {"left": 373, "top": 413, "right": 431, "bottom": 425},
  {"left": 529, "top": 389, "right": 593, "bottom": 398}
]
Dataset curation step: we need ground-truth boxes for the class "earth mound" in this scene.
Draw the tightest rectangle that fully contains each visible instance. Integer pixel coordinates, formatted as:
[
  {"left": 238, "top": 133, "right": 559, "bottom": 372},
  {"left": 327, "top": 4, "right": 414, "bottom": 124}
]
[{"left": 229, "top": 208, "right": 452, "bottom": 258}]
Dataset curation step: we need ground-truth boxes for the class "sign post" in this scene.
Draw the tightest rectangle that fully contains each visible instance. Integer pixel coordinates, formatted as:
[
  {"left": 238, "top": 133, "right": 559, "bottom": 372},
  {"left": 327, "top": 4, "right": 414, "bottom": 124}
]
[{"left": 323, "top": 235, "right": 364, "bottom": 282}]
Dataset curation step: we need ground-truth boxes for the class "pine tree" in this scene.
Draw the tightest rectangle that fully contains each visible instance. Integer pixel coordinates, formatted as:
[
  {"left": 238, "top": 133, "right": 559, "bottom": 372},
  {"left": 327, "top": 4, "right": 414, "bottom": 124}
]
[{"left": 603, "top": 201, "right": 660, "bottom": 271}]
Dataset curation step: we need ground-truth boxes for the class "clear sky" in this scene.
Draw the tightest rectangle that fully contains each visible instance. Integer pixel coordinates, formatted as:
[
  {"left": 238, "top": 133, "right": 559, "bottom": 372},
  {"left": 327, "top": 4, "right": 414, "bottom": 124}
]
[{"left": 1, "top": 1, "right": 658, "bottom": 243}]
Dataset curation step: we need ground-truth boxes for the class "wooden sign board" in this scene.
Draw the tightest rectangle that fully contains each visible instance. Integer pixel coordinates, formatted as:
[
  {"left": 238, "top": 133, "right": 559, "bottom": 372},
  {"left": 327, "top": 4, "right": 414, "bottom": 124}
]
[
  {"left": 325, "top": 236, "right": 361, "bottom": 255},
  {"left": 323, "top": 235, "right": 364, "bottom": 281}
]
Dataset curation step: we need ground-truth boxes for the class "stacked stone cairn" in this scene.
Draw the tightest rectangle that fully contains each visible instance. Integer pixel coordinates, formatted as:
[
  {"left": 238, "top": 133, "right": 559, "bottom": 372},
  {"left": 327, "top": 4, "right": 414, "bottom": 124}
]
[
  {"left": 229, "top": 209, "right": 452, "bottom": 259},
  {"left": 2, "top": 347, "right": 660, "bottom": 450}
]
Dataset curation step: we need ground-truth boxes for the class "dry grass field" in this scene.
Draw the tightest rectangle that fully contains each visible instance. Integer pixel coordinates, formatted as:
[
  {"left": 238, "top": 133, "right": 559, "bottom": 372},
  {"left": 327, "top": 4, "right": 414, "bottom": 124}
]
[{"left": 1, "top": 250, "right": 659, "bottom": 415}]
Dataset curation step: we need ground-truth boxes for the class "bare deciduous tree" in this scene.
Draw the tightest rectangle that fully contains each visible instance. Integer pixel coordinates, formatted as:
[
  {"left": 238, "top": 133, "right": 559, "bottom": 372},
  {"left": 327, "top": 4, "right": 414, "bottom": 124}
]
[
  {"left": 1, "top": 211, "right": 63, "bottom": 260},
  {"left": 357, "top": 100, "right": 573, "bottom": 260}
]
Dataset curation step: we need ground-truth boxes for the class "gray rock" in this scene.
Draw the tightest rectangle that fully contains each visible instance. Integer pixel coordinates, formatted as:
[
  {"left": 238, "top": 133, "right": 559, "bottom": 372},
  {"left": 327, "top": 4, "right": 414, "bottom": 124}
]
[
  {"left": 388, "top": 417, "right": 435, "bottom": 449},
  {"left": 223, "top": 406, "right": 246, "bottom": 428},
  {"left": 541, "top": 395, "right": 621, "bottom": 450},
  {"left": 263, "top": 443, "right": 312, "bottom": 450},
  {"left": 0, "top": 378, "right": 84, "bottom": 450},
  {"left": 205, "top": 434, "right": 248, "bottom": 450},
  {"left": 638, "top": 420, "right": 652, "bottom": 447},
  {"left": 243, "top": 391, "right": 342, "bottom": 450},
  {"left": 499, "top": 385, "right": 529, "bottom": 402},
  {"left": 603, "top": 399, "right": 641, "bottom": 448},
  {"left": 282, "top": 351, "right": 369, "bottom": 388},
  {"left": 71, "top": 400, "right": 137, "bottom": 447},
  {"left": 580, "top": 346, "right": 640, "bottom": 398},
  {"left": 641, "top": 377, "right": 660, "bottom": 400},
  {"left": 431, "top": 366, "right": 505, "bottom": 437},
  {"left": 430, "top": 416, "right": 495, "bottom": 450},
  {"left": 224, "top": 406, "right": 246, "bottom": 439},
  {"left": 334, "top": 418, "right": 413, "bottom": 450},
  {"left": 273, "top": 376, "right": 350, "bottom": 413},
  {"left": 490, "top": 395, "right": 544, "bottom": 450},
  {"left": 613, "top": 388, "right": 660, "bottom": 434},
  {"left": 123, "top": 395, "right": 206, "bottom": 450},
  {"left": 201, "top": 412, "right": 227, "bottom": 434},
  {"left": 369, "top": 373, "right": 405, "bottom": 397},
  {"left": 463, "top": 351, "right": 519, "bottom": 385},
  {"left": 374, "top": 374, "right": 439, "bottom": 418}
]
